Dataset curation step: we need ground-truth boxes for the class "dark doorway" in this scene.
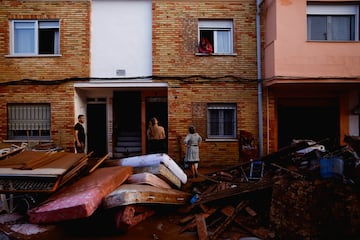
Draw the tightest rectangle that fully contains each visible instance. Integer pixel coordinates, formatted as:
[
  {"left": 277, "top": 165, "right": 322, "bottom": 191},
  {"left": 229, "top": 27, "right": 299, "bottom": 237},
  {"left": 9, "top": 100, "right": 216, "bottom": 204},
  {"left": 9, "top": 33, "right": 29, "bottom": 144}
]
[
  {"left": 113, "top": 91, "right": 142, "bottom": 158},
  {"left": 278, "top": 105, "right": 339, "bottom": 149},
  {"left": 87, "top": 103, "right": 107, "bottom": 157},
  {"left": 146, "top": 97, "right": 168, "bottom": 153}
]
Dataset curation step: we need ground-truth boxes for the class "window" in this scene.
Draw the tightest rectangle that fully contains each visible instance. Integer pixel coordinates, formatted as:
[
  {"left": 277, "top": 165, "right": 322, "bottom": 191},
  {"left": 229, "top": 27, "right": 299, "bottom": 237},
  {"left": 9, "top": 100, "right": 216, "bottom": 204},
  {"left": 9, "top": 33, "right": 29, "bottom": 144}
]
[
  {"left": 307, "top": 5, "right": 359, "bottom": 41},
  {"left": 198, "top": 20, "right": 234, "bottom": 54},
  {"left": 11, "top": 20, "right": 60, "bottom": 55},
  {"left": 207, "top": 103, "right": 237, "bottom": 138},
  {"left": 7, "top": 104, "right": 51, "bottom": 140}
]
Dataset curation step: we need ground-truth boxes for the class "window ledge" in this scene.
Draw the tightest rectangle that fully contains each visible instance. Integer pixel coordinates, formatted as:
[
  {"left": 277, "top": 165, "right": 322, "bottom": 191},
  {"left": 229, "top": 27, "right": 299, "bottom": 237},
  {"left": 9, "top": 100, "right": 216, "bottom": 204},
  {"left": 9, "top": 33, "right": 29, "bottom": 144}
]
[
  {"left": 205, "top": 138, "right": 238, "bottom": 142},
  {"left": 306, "top": 40, "right": 359, "bottom": 43},
  {"left": 3, "top": 139, "right": 53, "bottom": 143},
  {"left": 195, "top": 53, "right": 237, "bottom": 57},
  {"left": 5, "top": 54, "right": 62, "bottom": 58}
]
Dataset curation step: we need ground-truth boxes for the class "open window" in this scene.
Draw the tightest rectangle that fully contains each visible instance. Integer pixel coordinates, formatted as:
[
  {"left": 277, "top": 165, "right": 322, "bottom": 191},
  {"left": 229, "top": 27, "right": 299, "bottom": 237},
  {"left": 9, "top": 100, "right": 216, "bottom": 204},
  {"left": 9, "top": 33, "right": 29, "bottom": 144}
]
[
  {"left": 198, "top": 20, "right": 234, "bottom": 54},
  {"left": 11, "top": 20, "right": 60, "bottom": 55}
]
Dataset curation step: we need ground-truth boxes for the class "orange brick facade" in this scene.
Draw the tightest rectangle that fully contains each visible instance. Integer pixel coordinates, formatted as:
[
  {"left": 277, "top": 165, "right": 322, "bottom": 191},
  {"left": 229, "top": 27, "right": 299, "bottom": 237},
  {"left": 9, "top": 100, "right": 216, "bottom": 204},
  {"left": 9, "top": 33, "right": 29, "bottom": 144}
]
[
  {"left": 152, "top": 0, "right": 259, "bottom": 166},
  {"left": 0, "top": 0, "right": 260, "bottom": 167},
  {"left": 0, "top": 0, "right": 90, "bottom": 151},
  {"left": 0, "top": 83, "right": 76, "bottom": 150}
]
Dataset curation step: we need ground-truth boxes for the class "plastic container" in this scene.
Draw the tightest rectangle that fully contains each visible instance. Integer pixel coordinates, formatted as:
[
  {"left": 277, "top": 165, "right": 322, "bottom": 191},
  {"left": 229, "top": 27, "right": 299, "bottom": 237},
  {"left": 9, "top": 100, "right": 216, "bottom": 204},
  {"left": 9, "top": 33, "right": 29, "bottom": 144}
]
[
  {"left": 320, "top": 157, "right": 343, "bottom": 178},
  {"left": 190, "top": 194, "right": 199, "bottom": 204}
]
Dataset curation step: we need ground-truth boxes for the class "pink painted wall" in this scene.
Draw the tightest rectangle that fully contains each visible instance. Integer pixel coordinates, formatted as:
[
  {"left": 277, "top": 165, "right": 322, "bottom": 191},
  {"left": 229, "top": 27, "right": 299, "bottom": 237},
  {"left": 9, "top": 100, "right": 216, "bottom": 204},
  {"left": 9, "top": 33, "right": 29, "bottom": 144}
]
[{"left": 263, "top": 0, "right": 360, "bottom": 79}]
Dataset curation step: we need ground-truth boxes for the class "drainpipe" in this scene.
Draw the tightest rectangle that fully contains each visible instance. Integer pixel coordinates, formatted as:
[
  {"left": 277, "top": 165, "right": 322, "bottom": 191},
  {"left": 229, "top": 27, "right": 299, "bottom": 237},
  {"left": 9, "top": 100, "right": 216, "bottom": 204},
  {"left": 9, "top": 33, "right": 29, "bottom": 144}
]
[{"left": 256, "top": 0, "right": 264, "bottom": 157}]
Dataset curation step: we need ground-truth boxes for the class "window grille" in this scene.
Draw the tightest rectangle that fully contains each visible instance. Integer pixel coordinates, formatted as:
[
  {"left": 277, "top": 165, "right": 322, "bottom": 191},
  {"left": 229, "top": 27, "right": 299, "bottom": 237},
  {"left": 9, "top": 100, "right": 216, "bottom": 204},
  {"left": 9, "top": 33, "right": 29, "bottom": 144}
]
[
  {"left": 7, "top": 104, "right": 51, "bottom": 140},
  {"left": 207, "top": 103, "right": 237, "bottom": 138}
]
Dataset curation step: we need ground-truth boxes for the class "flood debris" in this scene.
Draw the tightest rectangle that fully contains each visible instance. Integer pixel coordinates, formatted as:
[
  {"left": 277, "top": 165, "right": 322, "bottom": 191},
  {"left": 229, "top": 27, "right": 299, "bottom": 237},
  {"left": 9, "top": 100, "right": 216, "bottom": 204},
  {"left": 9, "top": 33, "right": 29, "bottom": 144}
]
[
  {"left": 177, "top": 136, "right": 360, "bottom": 239},
  {"left": 0, "top": 136, "right": 359, "bottom": 239}
]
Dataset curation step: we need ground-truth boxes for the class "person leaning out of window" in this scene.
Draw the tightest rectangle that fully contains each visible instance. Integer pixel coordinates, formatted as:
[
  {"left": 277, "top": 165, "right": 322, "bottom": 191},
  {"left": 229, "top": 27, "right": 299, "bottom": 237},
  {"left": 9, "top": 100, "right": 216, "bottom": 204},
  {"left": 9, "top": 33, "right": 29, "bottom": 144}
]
[{"left": 198, "top": 37, "right": 213, "bottom": 54}]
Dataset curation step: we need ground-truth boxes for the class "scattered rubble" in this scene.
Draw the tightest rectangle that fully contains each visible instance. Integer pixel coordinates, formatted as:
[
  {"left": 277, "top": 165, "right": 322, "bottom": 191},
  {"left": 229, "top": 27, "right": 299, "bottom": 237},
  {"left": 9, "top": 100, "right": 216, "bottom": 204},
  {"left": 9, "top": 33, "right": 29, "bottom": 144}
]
[{"left": 0, "top": 136, "right": 359, "bottom": 239}]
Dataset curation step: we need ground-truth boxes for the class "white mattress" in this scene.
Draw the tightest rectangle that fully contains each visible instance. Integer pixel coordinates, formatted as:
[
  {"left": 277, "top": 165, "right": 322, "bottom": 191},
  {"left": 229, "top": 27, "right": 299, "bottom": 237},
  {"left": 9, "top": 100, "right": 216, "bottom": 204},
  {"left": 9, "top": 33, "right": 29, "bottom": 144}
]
[
  {"left": 103, "top": 184, "right": 191, "bottom": 208},
  {"left": 119, "top": 153, "right": 187, "bottom": 184}
]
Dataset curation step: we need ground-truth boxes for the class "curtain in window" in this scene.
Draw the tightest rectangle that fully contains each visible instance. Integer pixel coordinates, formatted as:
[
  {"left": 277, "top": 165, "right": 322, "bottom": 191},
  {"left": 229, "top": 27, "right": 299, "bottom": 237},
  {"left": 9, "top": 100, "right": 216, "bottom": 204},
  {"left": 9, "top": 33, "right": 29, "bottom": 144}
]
[
  {"left": 54, "top": 31, "right": 60, "bottom": 54},
  {"left": 216, "top": 31, "right": 230, "bottom": 53},
  {"left": 14, "top": 22, "right": 35, "bottom": 54}
]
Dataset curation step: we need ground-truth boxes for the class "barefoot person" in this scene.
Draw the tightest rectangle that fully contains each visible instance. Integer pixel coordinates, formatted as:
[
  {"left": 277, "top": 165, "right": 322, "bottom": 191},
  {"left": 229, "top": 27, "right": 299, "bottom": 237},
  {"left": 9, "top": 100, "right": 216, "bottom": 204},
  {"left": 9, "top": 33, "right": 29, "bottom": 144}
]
[
  {"left": 147, "top": 117, "right": 166, "bottom": 153},
  {"left": 184, "top": 125, "right": 202, "bottom": 178}
]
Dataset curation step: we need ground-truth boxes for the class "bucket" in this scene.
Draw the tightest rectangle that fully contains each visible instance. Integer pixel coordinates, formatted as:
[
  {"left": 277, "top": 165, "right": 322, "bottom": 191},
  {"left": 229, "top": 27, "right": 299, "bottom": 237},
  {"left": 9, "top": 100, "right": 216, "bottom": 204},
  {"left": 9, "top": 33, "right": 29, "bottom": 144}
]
[{"left": 320, "top": 157, "right": 343, "bottom": 178}]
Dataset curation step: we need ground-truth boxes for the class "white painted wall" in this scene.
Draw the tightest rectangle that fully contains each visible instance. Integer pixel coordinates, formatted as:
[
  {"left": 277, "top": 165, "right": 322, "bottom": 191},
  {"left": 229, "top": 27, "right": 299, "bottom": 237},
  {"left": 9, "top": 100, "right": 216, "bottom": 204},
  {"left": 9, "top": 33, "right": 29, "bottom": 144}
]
[{"left": 91, "top": 0, "right": 152, "bottom": 78}]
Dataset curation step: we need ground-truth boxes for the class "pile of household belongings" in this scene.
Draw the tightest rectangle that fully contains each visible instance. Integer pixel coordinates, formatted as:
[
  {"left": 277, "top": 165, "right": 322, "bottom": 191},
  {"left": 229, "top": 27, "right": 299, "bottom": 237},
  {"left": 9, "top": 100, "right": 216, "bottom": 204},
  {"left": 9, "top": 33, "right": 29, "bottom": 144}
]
[
  {"left": 175, "top": 136, "right": 360, "bottom": 240},
  {"left": 0, "top": 152, "right": 191, "bottom": 239},
  {"left": 0, "top": 143, "right": 27, "bottom": 160}
]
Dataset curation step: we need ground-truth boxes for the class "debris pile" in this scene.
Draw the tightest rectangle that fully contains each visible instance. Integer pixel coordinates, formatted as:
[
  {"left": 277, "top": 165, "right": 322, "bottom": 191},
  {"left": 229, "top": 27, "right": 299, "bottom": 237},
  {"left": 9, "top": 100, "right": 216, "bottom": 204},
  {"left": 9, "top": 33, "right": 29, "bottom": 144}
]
[
  {"left": 0, "top": 136, "right": 359, "bottom": 239},
  {"left": 177, "top": 136, "right": 360, "bottom": 239},
  {"left": 270, "top": 176, "right": 360, "bottom": 239}
]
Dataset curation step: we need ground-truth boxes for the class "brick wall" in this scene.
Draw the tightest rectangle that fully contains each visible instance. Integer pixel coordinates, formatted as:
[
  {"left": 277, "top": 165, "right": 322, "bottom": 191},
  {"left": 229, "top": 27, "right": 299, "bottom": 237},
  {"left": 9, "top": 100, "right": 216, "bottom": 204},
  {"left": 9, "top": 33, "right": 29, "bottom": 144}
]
[
  {"left": 166, "top": 81, "right": 259, "bottom": 167},
  {"left": 152, "top": 0, "right": 257, "bottom": 79},
  {"left": 0, "top": 83, "right": 75, "bottom": 151},
  {"left": 0, "top": 0, "right": 90, "bottom": 82},
  {"left": 153, "top": 0, "right": 259, "bottom": 166},
  {"left": 0, "top": 0, "right": 90, "bottom": 151}
]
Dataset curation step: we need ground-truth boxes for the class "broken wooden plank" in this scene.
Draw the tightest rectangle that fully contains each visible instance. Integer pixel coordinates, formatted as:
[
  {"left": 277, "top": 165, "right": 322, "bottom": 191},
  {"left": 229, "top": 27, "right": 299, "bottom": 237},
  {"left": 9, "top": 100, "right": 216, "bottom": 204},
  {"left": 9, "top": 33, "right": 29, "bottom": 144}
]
[
  {"left": 245, "top": 206, "right": 257, "bottom": 217},
  {"left": 180, "top": 208, "right": 216, "bottom": 233},
  {"left": 195, "top": 178, "right": 273, "bottom": 205},
  {"left": 196, "top": 214, "right": 208, "bottom": 240},
  {"left": 234, "top": 217, "right": 270, "bottom": 240},
  {"left": 209, "top": 201, "right": 248, "bottom": 240}
]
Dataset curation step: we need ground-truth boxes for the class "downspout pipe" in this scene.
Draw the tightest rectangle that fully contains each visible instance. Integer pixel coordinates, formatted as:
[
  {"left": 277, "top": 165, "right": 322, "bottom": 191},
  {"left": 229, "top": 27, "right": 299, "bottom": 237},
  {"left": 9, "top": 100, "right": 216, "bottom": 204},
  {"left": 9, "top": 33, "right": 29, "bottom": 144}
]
[{"left": 256, "top": 0, "right": 264, "bottom": 157}]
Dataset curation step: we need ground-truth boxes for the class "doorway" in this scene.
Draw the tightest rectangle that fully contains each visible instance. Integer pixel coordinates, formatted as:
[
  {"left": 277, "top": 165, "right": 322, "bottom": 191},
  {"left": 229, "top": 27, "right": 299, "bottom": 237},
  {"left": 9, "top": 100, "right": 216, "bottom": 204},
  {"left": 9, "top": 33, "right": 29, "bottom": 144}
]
[
  {"left": 87, "top": 102, "right": 107, "bottom": 157},
  {"left": 278, "top": 105, "right": 339, "bottom": 149},
  {"left": 146, "top": 97, "right": 168, "bottom": 153},
  {"left": 113, "top": 91, "right": 142, "bottom": 158}
]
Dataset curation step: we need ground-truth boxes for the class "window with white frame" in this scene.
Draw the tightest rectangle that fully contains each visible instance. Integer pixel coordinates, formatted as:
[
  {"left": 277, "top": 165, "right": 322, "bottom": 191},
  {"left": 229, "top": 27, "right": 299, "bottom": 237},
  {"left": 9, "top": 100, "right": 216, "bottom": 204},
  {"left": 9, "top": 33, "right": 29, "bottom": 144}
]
[
  {"left": 7, "top": 103, "right": 51, "bottom": 140},
  {"left": 307, "top": 4, "right": 359, "bottom": 41},
  {"left": 11, "top": 20, "right": 60, "bottom": 55},
  {"left": 198, "top": 20, "right": 234, "bottom": 54},
  {"left": 207, "top": 103, "right": 237, "bottom": 138}
]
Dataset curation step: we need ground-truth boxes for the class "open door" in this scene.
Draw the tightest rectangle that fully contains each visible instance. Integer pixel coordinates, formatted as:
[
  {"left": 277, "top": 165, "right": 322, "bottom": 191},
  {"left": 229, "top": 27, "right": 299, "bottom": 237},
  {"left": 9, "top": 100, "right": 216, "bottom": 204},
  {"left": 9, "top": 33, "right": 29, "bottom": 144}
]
[{"left": 87, "top": 102, "right": 107, "bottom": 157}]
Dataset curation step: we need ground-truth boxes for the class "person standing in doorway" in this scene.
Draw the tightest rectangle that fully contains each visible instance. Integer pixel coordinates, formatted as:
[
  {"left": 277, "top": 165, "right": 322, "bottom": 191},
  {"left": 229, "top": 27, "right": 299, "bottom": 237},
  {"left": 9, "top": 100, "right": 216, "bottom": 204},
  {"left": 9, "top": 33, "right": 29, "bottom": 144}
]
[
  {"left": 184, "top": 125, "right": 202, "bottom": 178},
  {"left": 74, "top": 114, "right": 86, "bottom": 153},
  {"left": 147, "top": 117, "right": 166, "bottom": 154}
]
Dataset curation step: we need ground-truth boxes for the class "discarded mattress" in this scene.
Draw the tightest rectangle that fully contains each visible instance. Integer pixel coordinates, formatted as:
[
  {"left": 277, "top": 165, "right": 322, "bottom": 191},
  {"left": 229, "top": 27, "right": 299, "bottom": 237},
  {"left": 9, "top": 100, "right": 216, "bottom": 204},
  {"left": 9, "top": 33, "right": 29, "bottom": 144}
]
[
  {"left": 27, "top": 166, "right": 132, "bottom": 224},
  {"left": 126, "top": 172, "right": 171, "bottom": 189},
  {"left": 133, "top": 164, "right": 181, "bottom": 189},
  {"left": 103, "top": 184, "right": 191, "bottom": 208},
  {"left": 119, "top": 153, "right": 187, "bottom": 184}
]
